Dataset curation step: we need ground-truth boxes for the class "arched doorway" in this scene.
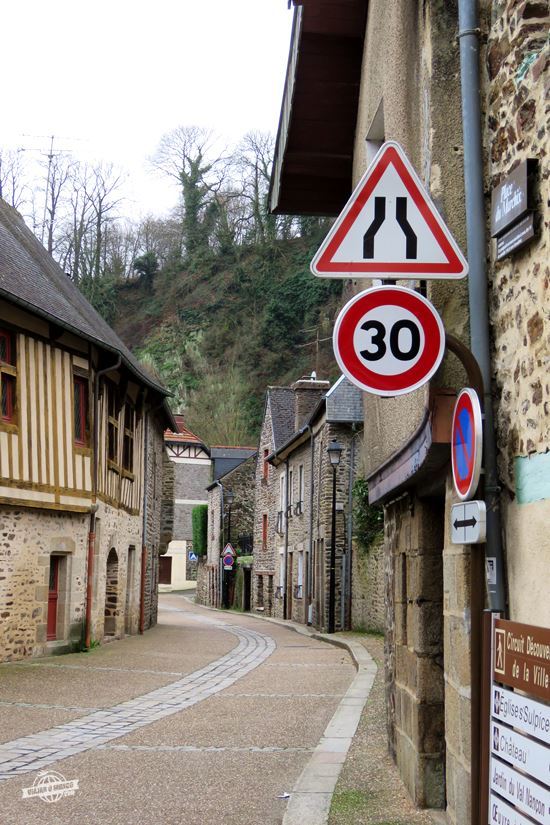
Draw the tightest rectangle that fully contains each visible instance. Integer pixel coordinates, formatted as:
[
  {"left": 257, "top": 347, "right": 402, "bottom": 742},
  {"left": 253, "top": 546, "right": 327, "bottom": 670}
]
[{"left": 104, "top": 548, "right": 119, "bottom": 637}]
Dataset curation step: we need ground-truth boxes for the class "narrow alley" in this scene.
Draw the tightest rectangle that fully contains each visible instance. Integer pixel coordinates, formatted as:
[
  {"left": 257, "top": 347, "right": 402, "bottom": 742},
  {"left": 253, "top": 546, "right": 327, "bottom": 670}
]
[{"left": 0, "top": 594, "right": 358, "bottom": 824}]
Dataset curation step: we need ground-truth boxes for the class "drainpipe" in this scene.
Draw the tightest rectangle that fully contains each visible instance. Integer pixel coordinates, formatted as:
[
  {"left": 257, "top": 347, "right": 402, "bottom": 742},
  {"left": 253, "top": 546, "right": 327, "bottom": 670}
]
[
  {"left": 459, "top": 7, "right": 507, "bottom": 822},
  {"left": 139, "top": 411, "right": 149, "bottom": 634},
  {"left": 283, "top": 459, "right": 290, "bottom": 620},
  {"left": 85, "top": 353, "right": 121, "bottom": 650},
  {"left": 458, "top": 0, "right": 506, "bottom": 614},
  {"left": 306, "top": 425, "right": 315, "bottom": 625},
  {"left": 215, "top": 480, "right": 224, "bottom": 609}
]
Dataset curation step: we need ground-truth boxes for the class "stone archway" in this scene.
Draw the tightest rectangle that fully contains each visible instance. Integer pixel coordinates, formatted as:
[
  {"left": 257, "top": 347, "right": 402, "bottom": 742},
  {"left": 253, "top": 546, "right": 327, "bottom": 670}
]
[{"left": 104, "top": 548, "right": 119, "bottom": 637}]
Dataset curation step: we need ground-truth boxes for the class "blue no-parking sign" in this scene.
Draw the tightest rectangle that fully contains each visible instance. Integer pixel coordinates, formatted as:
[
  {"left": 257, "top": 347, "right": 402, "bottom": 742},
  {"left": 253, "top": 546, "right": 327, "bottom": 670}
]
[{"left": 451, "top": 388, "right": 483, "bottom": 501}]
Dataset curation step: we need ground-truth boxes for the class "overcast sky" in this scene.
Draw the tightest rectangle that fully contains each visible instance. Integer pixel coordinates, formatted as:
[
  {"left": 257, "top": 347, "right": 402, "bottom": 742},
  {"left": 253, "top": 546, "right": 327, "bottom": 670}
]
[{"left": 3, "top": 0, "right": 293, "bottom": 218}]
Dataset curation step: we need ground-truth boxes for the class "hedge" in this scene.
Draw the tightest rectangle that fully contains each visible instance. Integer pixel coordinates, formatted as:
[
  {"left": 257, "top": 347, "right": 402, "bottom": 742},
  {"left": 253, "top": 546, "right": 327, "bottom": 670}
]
[{"left": 192, "top": 504, "right": 208, "bottom": 555}]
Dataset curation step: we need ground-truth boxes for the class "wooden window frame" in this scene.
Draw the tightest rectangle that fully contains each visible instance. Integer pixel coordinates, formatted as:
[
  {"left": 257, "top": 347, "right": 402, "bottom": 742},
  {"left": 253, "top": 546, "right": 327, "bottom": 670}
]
[
  {"left": 122, "top": 403, "right": 135, "bottom": 478},
  {"left": 0, "top": 329, "right": 17, "bottom": 429},
  {"left": 262, "top": 513, "right": 268, "bottom": 549},
  {"left": 106, "top": 381, "right": 120, "bottom": 470},
  {"left": 73, "top": 374, "right": 89, "bottom": 447}
]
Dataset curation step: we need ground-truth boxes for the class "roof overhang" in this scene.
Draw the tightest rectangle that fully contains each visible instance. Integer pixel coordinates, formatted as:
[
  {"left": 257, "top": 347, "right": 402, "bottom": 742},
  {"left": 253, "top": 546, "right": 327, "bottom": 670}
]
[
  {"left": 269, "top": 0, "right": 368, "bottom": 216},
  {"left": 366, "top": 390, "right": 456, "bottom": 505}
]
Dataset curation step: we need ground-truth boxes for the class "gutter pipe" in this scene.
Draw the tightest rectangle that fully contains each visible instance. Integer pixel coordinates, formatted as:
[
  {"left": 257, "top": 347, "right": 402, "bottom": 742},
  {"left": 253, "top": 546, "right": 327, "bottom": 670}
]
[
  {"left": 458, "top": 0, "right": 506, "bottom": 614},
  {"left": 306, "top": 425, "right": 315, "bottom": 625},
  {"left": 85, "top": 354, "right": 122, "bottom": 650},
  {"left": 458, "top": 6, "right": 508, "bottom": 821},
  {"left": 283, "top": 459, "right": 290, "bottom": 620},
  {"left": 139, "top": 411, "right": 149, "bottom": 634},
  {"left": 215, "top": 480, "right": 224, "bottom": 608}
]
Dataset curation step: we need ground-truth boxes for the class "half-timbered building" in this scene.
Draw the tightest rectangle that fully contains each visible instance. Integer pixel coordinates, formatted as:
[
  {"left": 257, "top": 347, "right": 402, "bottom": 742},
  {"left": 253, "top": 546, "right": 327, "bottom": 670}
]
[
  {"left": 162, "top": 417, "right": 210, "bottom": 589},
  {"left": 0, "top": 200, "right": 174, "bottom": 661}
]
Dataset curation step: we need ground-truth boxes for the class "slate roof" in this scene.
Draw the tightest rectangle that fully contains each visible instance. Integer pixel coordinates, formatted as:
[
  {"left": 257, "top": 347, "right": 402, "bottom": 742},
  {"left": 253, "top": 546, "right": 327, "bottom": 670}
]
[
  {"left": 325, "top": 375, "right": 363, "bottom": 423},
  {"left": 164, "top": 416, "right": 209, "bottom": 451},
  {"left": 0, "top": 199, "right": 167, "bottom": 397},
  {"left": 267, "top": 387, "right": 295, "bottom": 450},
  {"left": 210, "top": 447, "right": 256, "bottom": 481}
]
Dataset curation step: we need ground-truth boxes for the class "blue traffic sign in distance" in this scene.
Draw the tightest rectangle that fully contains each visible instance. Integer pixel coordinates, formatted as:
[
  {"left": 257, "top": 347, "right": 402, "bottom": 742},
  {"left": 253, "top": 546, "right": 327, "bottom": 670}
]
[{"left": 451, "top": 388, "right": 483, "bottom": 501}]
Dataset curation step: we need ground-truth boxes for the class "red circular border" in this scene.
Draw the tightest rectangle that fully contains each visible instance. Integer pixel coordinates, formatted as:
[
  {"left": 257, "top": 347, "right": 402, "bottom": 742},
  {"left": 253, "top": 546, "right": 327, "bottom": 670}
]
[
  {"left": 452, "top": 392, "right": 476, "bottom": 498},
  {"left": 335, "top": 288, "right": 444, "bottom": 393}
]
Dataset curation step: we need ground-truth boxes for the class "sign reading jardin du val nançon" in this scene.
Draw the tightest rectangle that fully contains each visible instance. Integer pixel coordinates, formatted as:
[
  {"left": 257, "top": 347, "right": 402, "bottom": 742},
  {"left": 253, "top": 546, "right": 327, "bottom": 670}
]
[
  {"left": 311, "top": 141, "right": 468, "bottom": 280},
  {"left": 332, "top": 286, "right": 445, "bottom": 397},
  {"left": 490, "top": 617, "right": 550, "bottom": 825}
]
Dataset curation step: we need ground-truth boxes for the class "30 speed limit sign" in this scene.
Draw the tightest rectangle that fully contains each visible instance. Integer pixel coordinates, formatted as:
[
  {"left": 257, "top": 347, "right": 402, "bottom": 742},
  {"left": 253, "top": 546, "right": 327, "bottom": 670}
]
[{"left": 333, "top": 286, "right": 445, "bottom": 396}]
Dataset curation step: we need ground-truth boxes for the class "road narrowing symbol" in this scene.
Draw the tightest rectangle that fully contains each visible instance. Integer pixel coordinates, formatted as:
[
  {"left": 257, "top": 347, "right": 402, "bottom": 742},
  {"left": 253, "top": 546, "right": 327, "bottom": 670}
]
[
  {"left": 333, "top": 286, "right": 445, "bottom": 397},
  {"left": 451, "top": 388, "right": 483, "bottom": 500},
  {"left": 311, "top": 141, "right": 468, "bottom": 280}
]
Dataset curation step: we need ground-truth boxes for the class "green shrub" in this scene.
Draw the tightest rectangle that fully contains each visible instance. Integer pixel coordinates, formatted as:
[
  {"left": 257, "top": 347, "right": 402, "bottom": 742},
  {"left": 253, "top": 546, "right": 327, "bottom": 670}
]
[
  {"left": 192, "top": 504, "right": 208, "bottom": 555},
  {"left": 353, "top": 477, "right": 384, "bottom": 552}
]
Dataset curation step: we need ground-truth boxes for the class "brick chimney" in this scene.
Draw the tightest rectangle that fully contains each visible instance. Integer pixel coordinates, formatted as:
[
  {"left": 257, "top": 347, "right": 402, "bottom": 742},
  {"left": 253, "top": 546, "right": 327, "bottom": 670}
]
[{"left": 292, "top": 374, "right": 330, "bottom": 430}]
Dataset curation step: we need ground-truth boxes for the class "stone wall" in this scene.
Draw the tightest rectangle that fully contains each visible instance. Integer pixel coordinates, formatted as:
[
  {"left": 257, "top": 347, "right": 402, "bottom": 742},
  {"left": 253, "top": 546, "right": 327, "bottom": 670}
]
[
  {"left": 172, "top": 460, "right": 211, "bottom": 542},
  {"left": 201, "top": 455, "right": 256, "bottom": 608},
  {"left": 483, "top": 0, "right": 550, "bottom": 629},
  {"left": 485, "top": 0, "right": 549, "bottom": 486},
  {"left": 141, "top": 415, "right": 167, "bottom": 631},
  {"left": 384, "top": 494, "right": 445, "bottom": 809},
  {"left": 271, "top": 421, "right": 367, "bottom": 632},
  {"left": 0, "top": 507, "right": 87, "bottom": 660},
  {"left": 252, "top": 403, "right": 277, "bottom": 613},
  {"left": 351, "top": 533, "right": 385, "bottom": 633},
  {"left": 196, "top": 556, "right": 208, "bottom": 605}
]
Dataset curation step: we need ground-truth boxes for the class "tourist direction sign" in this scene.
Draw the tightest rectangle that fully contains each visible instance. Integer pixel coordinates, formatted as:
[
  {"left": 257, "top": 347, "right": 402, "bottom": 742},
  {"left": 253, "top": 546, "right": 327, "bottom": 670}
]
[
  {"left": 451, "top": 388, "right": 483, "bottom": 500},
  {"left": 311, "top": 141, "right": 468, "bottom": 280},
  {"left": 332, "top": 286, "right": 445, "bottom": 397}
]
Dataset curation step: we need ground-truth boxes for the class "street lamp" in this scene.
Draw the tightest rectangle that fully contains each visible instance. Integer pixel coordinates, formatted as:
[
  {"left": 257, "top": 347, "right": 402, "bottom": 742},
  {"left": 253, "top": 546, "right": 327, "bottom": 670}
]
[
  {"left": 224, "top": 488, "right": 234, "bottom": 544},
  {"left": 222, "top": 488, "right": 234, "bottom": 609},
  {"left": 327, "top": 439, "right": 342, "bottom": 634}
]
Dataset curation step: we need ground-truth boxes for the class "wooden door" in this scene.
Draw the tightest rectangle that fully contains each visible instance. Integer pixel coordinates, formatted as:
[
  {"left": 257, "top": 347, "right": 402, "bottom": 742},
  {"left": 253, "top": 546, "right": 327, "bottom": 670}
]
[
  {"left": 47, "top": 556, "right": 60, "bottom": 640},
  {"left": 287, "top": 553, "right": 293, "bottom": 619},
  {"left": 159, "top": 556, "right": 172, "bottom": 585}
]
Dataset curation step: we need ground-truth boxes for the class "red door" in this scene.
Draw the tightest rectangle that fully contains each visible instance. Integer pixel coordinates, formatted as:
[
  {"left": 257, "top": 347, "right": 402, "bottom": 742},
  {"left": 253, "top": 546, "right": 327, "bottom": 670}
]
[
  {"left": 159, "top": 556, "right": 172, "bottom": 585},
  {"left": 47, "top": 556, "right": 59, "bottom": 640}
]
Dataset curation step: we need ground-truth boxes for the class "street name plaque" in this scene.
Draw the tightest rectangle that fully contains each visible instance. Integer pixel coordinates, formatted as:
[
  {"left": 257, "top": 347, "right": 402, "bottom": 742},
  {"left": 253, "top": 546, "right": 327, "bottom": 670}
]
[{"left": 489, "top": 617, "right": 550, "bottom": 825}]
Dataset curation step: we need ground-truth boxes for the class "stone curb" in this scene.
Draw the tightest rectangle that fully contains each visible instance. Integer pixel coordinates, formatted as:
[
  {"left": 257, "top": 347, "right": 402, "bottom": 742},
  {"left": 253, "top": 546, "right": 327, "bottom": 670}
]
[{"left": 178, "top": 594, "right": 378, "bottom": 825}]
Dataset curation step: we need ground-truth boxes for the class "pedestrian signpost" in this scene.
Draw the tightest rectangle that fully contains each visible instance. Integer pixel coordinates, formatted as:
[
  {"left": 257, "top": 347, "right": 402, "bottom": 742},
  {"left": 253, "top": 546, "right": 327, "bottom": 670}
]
[
  {"left": 311, "top": 141, "right": 468, "bottom": 280},
  {"left": 332, "top": 285, "right": 445, "bottom": 396},
  {"left": 451, "top": 388, "right": 483, "bottom": 501},
  {"left": 488, "top": 617, "right": 550, "bottom": 824}
]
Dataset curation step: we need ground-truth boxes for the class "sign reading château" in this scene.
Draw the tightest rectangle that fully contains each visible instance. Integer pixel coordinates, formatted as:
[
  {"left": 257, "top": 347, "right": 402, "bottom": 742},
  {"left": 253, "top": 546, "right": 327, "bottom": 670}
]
[{"left": 490, "top": 617, "right": 550, "bottom": 825}]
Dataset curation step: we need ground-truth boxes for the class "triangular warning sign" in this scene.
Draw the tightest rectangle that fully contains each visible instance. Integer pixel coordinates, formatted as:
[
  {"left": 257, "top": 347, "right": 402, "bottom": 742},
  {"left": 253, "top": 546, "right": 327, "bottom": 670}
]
[{"left": 311, "top": 141, "right": 468, "bottom": 280}]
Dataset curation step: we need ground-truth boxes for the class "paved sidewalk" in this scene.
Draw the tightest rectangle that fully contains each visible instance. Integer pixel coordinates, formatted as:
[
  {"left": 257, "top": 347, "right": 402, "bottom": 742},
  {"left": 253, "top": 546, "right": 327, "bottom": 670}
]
[
  {"left": 0, "top": 594, "right": 356, "bottom": 824},
  {"left": 329, "top": 634, "right": 436, "bottom": 825}
]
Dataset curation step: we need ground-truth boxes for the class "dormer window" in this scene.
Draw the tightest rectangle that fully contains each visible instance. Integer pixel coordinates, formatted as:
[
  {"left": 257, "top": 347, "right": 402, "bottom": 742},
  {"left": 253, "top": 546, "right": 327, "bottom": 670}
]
[{"left": 0, "top": 330, "right": 16, "bottom": 424}]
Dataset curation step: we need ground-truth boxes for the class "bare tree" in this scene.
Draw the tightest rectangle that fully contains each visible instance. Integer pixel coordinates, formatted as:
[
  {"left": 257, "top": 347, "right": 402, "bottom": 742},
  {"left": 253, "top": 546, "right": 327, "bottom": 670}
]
[
  {"left": 38, "top": 151, "right": 74, "bottom": 254},
  {"left": 81, "top": 163, "right": 125, "bottom": 279},
  {"left": 0, "top": 149, "right": 28, "bottom": 209}
]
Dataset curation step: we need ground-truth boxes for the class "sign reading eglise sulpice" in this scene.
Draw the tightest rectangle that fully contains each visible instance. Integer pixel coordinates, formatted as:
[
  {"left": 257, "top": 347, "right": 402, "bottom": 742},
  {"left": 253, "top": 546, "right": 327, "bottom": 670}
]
[{"left": 489, "top": 617, "right": 550, "bottom": 825}]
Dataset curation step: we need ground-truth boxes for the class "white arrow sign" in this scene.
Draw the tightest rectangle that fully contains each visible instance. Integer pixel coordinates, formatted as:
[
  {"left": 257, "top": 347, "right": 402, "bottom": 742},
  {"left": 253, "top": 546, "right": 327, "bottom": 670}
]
[{"left": 451, "top": 500, "right": 486, "bottom": 544}]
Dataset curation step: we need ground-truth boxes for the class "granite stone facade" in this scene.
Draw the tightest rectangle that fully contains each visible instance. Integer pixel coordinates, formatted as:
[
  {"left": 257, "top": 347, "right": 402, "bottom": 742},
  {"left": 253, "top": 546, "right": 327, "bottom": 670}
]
[{"left": 199, "top": 454, "right": 256, "bottom": 608}]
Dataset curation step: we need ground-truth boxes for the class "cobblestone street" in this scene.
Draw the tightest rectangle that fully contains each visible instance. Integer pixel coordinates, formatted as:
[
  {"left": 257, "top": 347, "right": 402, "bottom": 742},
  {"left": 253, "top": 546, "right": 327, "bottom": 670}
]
[{"left": 0, "top": 594, "right": 358, "bottom": 824}]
